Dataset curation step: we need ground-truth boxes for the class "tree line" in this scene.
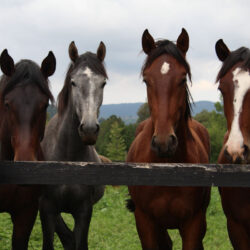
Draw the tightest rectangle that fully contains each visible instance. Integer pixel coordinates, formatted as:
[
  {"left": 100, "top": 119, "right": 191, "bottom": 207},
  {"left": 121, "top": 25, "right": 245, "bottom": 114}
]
[{"left": 96, "top": 101, "right": 227, "bottom": 163}]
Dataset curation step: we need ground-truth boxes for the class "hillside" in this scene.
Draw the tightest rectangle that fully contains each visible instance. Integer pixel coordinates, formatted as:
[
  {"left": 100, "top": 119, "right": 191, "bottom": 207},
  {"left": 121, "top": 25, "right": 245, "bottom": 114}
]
[
  {"left": 191, "top": 101, "right": 215, "bottom": 116},
  {"left": 47, "top": 101, "right": 215, "bottom": 123}
]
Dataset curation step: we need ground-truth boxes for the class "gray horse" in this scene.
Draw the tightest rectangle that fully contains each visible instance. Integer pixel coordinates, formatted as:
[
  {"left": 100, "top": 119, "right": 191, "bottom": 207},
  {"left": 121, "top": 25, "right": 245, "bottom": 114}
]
[{"left": 40, "top": 41, "right": 107, "bottom": 250}]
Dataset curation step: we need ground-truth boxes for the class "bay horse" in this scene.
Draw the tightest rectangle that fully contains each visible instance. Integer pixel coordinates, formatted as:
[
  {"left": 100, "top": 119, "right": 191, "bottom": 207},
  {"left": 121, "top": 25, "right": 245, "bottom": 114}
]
[
  {"left": 40, "top": 41, "right": 107, "bottom": 250},
  {"left": 0, "top": 49, "right": 56, "bottom": 249},
  {"left": 215, "top": 39, "right": 250, "bottom": 249},
  {"left": 127, "top": 29, "right": 211, "bottom": 250}
]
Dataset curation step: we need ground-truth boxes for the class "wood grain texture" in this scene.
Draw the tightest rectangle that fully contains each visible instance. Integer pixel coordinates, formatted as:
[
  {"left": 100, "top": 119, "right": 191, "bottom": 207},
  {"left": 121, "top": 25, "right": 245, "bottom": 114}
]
[{"left": 0, "top": 161, "right": 249, "bottom": 186}]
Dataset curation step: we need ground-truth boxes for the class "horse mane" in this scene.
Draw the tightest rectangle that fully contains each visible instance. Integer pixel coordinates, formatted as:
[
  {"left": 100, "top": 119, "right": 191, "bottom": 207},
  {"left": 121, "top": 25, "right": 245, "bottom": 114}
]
[
  {"left": 141, "top": 40, "right": 193, "bottom": 121},
  {"left": 57, "top": 52, "right": 107, "bottom": 117},
  {"left": 216, "top": 47, "right": 250, "bottom": 82},
  {"left": 0, "top": 59, "right": 54, "bottom": 103}
]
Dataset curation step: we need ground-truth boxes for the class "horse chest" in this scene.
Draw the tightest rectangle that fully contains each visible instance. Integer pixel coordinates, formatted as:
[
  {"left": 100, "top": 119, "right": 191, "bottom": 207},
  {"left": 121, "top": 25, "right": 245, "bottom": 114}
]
[
  {"left": 44, "top": 185, "right": 93, "bottom": 212},
  {"left": 130, "top": 186, "right": 208, "bottom": 228},
  {"left": 0, "top": 185, "right": 40, "bottom": 212}
]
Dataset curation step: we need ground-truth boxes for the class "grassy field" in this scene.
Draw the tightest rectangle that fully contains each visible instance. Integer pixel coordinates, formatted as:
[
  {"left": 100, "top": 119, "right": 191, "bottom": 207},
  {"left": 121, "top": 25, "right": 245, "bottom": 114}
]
[{"left": 0, "top": 187, "right": 232, "bottom": 249}]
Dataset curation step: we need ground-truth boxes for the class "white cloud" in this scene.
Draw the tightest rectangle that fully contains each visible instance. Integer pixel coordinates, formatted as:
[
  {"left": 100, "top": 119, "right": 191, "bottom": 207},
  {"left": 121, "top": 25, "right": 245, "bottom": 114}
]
[
  {"left": 190, "top": 80, "right": 220, "bottom": 102},
  {"left": 0, "top": 0, "right": 250, "bottom": 104},
  {"left": 103, "top": 71, "right": 146, "bottom": 104}
]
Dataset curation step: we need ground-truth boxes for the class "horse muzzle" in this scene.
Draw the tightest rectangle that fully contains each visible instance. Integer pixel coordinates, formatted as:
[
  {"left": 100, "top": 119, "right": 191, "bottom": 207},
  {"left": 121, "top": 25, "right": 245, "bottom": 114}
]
[
  {"left": 14, "top": 148, "right": 37, "bottom": 161},
  {"left": 224, "top": 144, "right": 249, "bottom": 164},
  {"left": 151, "top": 134, "right": 178, "bottom": 158},
  {"left": 78, "top": 122, "right": 100, "bottom": 145}
]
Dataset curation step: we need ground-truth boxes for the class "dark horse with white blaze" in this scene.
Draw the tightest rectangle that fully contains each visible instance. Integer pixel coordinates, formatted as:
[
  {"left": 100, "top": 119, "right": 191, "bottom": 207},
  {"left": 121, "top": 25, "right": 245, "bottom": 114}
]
[
  {"left": 0, "top": 49, "right": 56, "bottom": 249},
  {"left": 40, "top": 41, "right": 107, "bottom": 249},
  {"left": 215, "top": 39, "right": 250, "bottom": 249},
  {"left": 127, "top": 29, "right": 211, "bottom": 249}
]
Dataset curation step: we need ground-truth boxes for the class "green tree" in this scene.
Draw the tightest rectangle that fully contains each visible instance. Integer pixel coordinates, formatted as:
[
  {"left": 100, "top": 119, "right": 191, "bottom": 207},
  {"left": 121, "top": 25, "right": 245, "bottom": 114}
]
[
  {"left": 194, "top": 101, "right": 226, "bottom": 163},
  {"left": 123, "top": 123, "right": 137, "bottom": 152},
  {"left": 106, "top": 121, "right": 127, "bottom": 161},
  {"left": 96, "top": 115, "right": 124, "bottom": 156},
  {"left": 137, "top": 102, "right": 150, "bottom": 123}
]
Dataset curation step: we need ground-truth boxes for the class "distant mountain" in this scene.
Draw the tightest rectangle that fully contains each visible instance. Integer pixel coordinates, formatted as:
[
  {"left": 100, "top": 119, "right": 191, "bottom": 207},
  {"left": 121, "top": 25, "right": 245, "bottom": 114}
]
[
  {"left": 47, "top": 105, "right": 57, "bottom": 120},
  {"left": 191, "top": 101, "right": 215, "bottom": 116},
  {"left": 99, "top": 103, "right": 143, "bottom": 124},
  {"left": 99, "top": 101, "right": 215, "bottom": 123},
  {"left": 47, "top": 101, "right": 215, "bottom": 124}
]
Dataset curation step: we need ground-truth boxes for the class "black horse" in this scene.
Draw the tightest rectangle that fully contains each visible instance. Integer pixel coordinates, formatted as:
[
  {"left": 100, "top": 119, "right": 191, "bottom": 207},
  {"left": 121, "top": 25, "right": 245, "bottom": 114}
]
[{"left": 40, "top": 41, "right": 107, "bottom": 249}]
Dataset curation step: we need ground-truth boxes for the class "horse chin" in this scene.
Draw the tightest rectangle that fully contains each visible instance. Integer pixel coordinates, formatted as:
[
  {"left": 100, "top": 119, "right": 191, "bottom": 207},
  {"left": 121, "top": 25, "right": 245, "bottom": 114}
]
[
  {"left": 80, "top": 134, "right": 98, "bottom": 145},
  {"left": 157, "top": 150, "right": 175, "bottom": 159},
  {"left": 151, "top": 146, "right": 176, "bottom": 158}
]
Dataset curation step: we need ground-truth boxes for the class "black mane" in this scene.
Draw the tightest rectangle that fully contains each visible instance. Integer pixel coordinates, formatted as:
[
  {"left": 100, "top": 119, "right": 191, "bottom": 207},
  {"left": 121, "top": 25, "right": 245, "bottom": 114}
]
[
  {"left": 0, "top": 59, "right": 54, "bottom": 102},
  {"left": 141, "top": 39, "right": 193, "bottom": 120},
  {"left": 57, "top": 52, "right": 107, "bottom": 116},
  {"left": 216, "top": 47, "right": 250, "bottom": 82}
]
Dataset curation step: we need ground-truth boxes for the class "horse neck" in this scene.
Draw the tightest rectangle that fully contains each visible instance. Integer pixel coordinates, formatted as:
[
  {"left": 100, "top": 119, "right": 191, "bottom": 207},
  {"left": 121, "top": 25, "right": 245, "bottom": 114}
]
[
  {"left": 57, "top": 100, "right": 89, "bottom": 158},
  {"left": 37, "top": 145, "right": 44, "bottom": 161},
  {"left": 178, "top": 113, "right": 191, "bottom": 136},
  {"left": 0, "top": 120, "right": 13, "bottom": 160}
]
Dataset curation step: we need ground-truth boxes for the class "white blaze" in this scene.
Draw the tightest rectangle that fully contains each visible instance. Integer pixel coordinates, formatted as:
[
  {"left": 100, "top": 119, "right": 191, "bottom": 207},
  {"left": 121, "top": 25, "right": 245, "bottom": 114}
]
[
  {"left": 160, "top": 62, "right": 170, "bottom": 75},
  {"left": 83, "top": 67, "right": 95, "bottom": 116},
  {"left": 226, "top": 67, "right": 250, "bottom": 153},
  {"left": 83, "top": 67, "right": 92, "bottom": 79}
]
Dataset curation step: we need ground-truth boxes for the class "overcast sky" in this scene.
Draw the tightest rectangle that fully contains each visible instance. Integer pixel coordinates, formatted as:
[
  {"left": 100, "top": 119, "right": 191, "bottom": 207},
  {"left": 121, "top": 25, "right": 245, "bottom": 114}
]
[{"left": 0, "top": 0, "right": 249, "bottom": 104}]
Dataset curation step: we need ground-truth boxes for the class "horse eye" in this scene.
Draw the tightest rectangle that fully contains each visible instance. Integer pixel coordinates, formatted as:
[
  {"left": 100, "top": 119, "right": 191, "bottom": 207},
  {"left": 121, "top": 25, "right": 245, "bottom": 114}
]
[
  {"left": 71, "top": 81, "right": 76, "bottom": 87},
  {"left": 143, "top": 79, "right": 148, "bottom": 86},
  {"left": 4, "top": 101, "right": 9, "bottom": 110},
  {"left": 101, "top": 82, "right": 106, "bottom": 88},
  {"left": 43, "top": 103, "right": 49, "bottom": 110},
  {"left": 218, "top": 87, "right": 224, "bottom": 94},
  {"left": 180, "top": 78, "right": 187, "bottom": 85}
]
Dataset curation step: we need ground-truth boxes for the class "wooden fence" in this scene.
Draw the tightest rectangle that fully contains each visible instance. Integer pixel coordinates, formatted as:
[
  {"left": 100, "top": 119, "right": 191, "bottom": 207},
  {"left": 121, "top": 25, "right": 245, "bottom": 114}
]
[{"left": 0, "top": 161, "right": 250, "bottom": 187}]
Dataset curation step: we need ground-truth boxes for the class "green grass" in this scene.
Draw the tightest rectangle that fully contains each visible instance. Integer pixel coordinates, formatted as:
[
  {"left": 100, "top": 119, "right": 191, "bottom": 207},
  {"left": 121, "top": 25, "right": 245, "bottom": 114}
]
[{"left": 0, "top": 187, "right": 232, "bottom": 249}]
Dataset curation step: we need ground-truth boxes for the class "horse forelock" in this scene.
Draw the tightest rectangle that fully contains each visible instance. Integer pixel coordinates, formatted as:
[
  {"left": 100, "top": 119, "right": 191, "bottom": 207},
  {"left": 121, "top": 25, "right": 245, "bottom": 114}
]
[
  {"left": 141, "top": 40, "right": 191, "bottom": 81},
  {"left": 0, "top": 60, "right": 54, "bottom": 104}
]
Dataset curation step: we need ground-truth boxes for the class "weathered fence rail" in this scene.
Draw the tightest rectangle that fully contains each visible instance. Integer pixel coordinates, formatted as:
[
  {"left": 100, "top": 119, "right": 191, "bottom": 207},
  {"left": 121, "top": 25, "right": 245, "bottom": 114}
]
[{"left": 0, "top": 161, "right": 250, "bottom": 187}]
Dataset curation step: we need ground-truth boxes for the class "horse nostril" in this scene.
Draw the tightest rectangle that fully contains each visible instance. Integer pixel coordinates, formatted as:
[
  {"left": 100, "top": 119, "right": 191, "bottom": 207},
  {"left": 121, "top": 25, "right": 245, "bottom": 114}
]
[
  {"left": 243, "top": 144, "right": 249, "bottom": 156},
  {"left": 224, "top": 147, "right": 232, "bottom": 161},
  {"left": 235, "top": 156, "right": 242, "bottom": 164},
  {"left": 243, "top": 144, "right": 249, "bottom": 158},
  {"left": 79, "top": 123, "right": 85, "bottom": 132},
  {"left": 151, "top": 136, "right": 157, "bottom": 148},
  {"left": 169, "top": 134, "right": 178, "bottom": 148},
  {"left": 96, "top": 124, "right": 100, "bottom": 134}
]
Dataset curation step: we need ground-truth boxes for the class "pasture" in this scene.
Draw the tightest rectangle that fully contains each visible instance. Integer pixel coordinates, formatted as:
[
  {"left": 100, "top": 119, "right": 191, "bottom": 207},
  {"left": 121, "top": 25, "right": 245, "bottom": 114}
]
[{"left": 0, "top": 186, "right": 232, "bottom": 249}]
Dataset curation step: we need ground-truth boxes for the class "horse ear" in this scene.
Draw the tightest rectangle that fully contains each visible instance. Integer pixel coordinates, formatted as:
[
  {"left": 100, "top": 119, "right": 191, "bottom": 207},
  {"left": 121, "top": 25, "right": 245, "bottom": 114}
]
[
  {"left": 215, "top": 39, "right": 230, "bottom": 62},
  {"left": 41, "top": 51, "right": 56, "bottom": 78},
  {"left": 177, "top": 28, "right": 189, "bottom": 55},
  {"left": 97, "top": 41, "right": 106, "bottom": 62},
  {"left": 142, "top": 29, "right": 156, "bottom": 55},
  {"left": 69, "top": 41, "right": 79, "bottom": 62},
  {"left": 0, "top": 49, "right": 15, "bottom": 76}
]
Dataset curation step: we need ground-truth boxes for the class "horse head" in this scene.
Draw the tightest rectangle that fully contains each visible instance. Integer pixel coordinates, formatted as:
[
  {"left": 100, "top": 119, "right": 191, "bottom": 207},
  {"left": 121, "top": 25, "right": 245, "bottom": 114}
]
[
  {"left": 58, "top": 41, "right": 107, "bottom": 145},
  {"left": 0, "top": 49, "right": 55, "bottom": 161},
  {"left": 141, "top": 28, "right": 192, "bottom": 157},
  {"left": 216, "top": 39, "right": 250, "bottom": 163}
]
